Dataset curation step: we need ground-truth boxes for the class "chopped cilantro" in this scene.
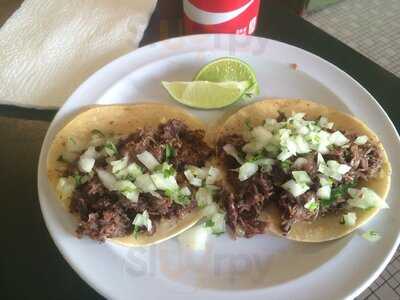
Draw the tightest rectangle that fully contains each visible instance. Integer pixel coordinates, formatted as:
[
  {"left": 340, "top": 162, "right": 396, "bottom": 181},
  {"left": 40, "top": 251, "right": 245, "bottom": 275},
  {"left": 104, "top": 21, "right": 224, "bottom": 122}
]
[
  {"left": 133, "top": 225, "right": 140, "bottom": 239},
  {"left": 165, "top": 189, "right": 190, "bottom": 206},
  {"left": 280, "top": 160, "right": 292, "bottom": 173},
  {"left": 104, "top": 141, "right": 117, "bottom": 156},
  {"left": 165, "top": 144, "right": 176, "bottom": 161},
  {"left": 204, "top": 219, "right": 215, "bottom": 228},
  {"left": 321, "top": 181, "right": 357, "bottom": 208},
  {"left": 248, "top": 153, "right": 264, "bottom": 162},
  {"left": 91, "top": 129, "right": 105, "bottom": 137},
  {"left": 245, "top": 119, "right": 253, "bottom": 130}
]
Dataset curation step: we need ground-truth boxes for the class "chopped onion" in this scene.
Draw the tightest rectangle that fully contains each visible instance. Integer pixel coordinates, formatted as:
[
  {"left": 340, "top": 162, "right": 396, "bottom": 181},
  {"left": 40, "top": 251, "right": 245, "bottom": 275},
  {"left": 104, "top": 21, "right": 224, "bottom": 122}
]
[
  {"left": 354, "top": 135, "right": 368, "bottom": 145},
  {"left": 251, "top": 126, "right": 272, "bottom": 145},
  {"left": 293, "top": 157, "right": 308, "bottom": 169},
  {"left": 110, "top": 156, "right": 129, "bottom": 174},
  {"left": 256, "top": 158, "right": 275, "bottom": 173},
  {"left": 201, "top": 202, "right": 219, "bottom": 217},
  {"left": 238, "top": 162, "right": 258, "bottom": 181},
  {"left": 242, "top": 141, "right": 264, "bottom": 154},
  {"left": 342, "top": 212, "right": 357, "bottom": 226},
  {"left": 150, "top": 173, "right": 179, "bottom": 191},
  {"left": 208, "top": 212, "right": 226, "bottom": 235},
  {"left": 319, "top": 175, "right": 333, "bottom": 187},
  {"left": 282, "top": 179, "right": 309, "bottom": 197},
  {"left": 362, "top": 230, "right": 381, "bottom": 242},
  {"left": 304, "top": 197, "right": 319, "bottom": 212},
  {"left": 329, "top": 131, "right": 349, "bottom": 146},
  {"left": 180, "top": 186, "right": 191, "bottom": 196},
  {"left": 317, "top": 185, "right": 331, "bottom": 200},
  {"left": 79, "top": 157, "right": 95, "bottom": 173},
  {"left": 96, "top": 169, "right": 117, "bottom": 191},
  {"left": 317, "top": 153, "right": 325, "bottom": 166},
  {"left": 136, "top": 151, "right": 160, "bottom": 171},
  {"left": 115, "top": 180, "right": 139, "bottom": 202},
  {"left": 347, "top": 187, "right": 389, "bottom": 209},
  {"left": 195, "top": 187, "right": 213, "bottom": 208},
  {"left": 295, "top": 135, "right": 310, "bottom": 153},
  {"left": 56, "top": 177, "right": 76, "bottom": 200},
  {"left": 134, "top": 174, "right": 156, "bottom": 193},
  {"left": 187, "top": 166, "right": 208, "bottom": 180},
  {"left": 78, "top": 146, "right": 98, "bottom": 173},
  {"left": 318, "top": 117, "right": 334, "bottom": 129},
  {"left": 126, "top": 163, "right": 143, "bottom": 178},
  {"left": 132, "top": 210, "right": 152, "bottom": 232},
  {"left": 277, "top": 149, "right": 293, "bottom": 161},
  {"left": 292, "top": 171, "right": 311, "bottom": 184},
  {"left": 206, "top": 166, "right": 221, "bottom": 185},
  {"left": 184, "top": 169, "right": 203, "bottom": 187},
  {"left": 319, "top": 160, "right": 351, "bottom": 181},
  {"left": 223, "top": 144, "right": 243, "bottom": 164}
]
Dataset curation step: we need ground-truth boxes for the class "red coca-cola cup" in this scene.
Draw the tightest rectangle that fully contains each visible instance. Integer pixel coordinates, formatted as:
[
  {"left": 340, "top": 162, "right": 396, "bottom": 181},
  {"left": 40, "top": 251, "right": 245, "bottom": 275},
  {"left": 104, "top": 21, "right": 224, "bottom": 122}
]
[{"left": 183, "top": 0, "right": 261, "bottom": 35}]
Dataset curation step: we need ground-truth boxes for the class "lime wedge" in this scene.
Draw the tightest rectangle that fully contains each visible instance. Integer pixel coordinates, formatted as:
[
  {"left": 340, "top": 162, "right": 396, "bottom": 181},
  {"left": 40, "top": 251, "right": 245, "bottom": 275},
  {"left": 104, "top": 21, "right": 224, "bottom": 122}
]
[
  {"left": 162, "top": 80, "right": 250, "bottom": 109},
  {"left": 193, "top": 57, "right": 259, "bottom": 97}
]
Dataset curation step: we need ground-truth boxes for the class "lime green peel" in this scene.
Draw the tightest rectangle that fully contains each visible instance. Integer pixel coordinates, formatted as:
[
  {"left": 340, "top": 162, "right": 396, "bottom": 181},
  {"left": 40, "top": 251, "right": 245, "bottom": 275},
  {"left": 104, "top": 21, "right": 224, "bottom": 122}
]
[{"left": 162, "top": 80, "right": 250, "bottom": 109}]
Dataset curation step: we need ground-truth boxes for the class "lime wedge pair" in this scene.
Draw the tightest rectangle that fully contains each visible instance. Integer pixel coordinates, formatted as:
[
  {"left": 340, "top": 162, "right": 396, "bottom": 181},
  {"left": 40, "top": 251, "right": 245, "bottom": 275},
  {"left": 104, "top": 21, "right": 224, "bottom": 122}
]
[{"left": 162, "top": 57, "right": 259, "bottom": 109}]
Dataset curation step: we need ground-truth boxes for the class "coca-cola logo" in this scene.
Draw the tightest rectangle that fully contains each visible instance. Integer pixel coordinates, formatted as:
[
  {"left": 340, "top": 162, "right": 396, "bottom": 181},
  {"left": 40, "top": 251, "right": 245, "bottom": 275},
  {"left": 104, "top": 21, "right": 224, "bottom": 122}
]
[{"left": 184, "top": 0, "right": 256, "bottom": 25}]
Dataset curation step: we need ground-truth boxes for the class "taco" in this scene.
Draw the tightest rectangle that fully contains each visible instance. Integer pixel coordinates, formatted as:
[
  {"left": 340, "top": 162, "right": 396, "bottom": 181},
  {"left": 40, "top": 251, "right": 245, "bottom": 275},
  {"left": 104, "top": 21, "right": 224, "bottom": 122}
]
[
  {"left": 216, "top": 99, "right": 391, "bottom": 242},
  {"left": 47, "top": 103, "right": 221, "bottom": 247}
]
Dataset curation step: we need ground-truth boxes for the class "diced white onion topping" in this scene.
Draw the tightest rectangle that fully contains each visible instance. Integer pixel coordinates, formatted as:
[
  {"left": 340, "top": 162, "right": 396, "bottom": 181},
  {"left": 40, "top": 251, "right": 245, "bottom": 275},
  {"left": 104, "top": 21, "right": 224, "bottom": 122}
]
[
  {"left": 126, "top": 163, "right": 143, "bottom": 178},
  {"left": 79, "top": 157, "right": 95, "bottom": 173},
  {"left": 282, "top": 179, "right": 309, "bottom": 197},
  {"left": 150, "top": 173, "right": 179, "bottom": 191},
  {"left": 187, "top": 166, "right": 208, "bottom": 180},
  {"left": 134, "top": 174, "right": 156, "bottom": 193},
  {"left": 329, "top": 131, "right": 349, "bottom": 146},
  {"left": 206, "top": 166, "right": 221, "bottom": 185},
  {"left": 317, "top": 185, "right": 331, "bottom": 200},
  {"left": 136, "top": 151, "right": 160, "bottom": 171},
  {"left": 223, "top": 144, "right": 244, "bottom": 164},
  {"left": 201, "top": 202, "right": 219, "bottom": 217},
  {"left": 354, "top": 135, "right": 368, "bottom": 145},
  {"left": 110, "top": 156, "right": 129, "bottom": 174},
  {"left": 238, "top": 162, "right": 258, "bottom": 181},
  {"left": 304, "top": 197, "right": 319, "bottom": 212},
  {"left": 133, "top": 210, "right": 152, "bottom": 232},
  {"left": 319, "top": 175, "right": 333, "bottom": 186},
  {"left": 195, "top": 187, "right": 213, "bottom": 208},
  {"left": 184, "top": 169, "right": 203, "bottom": 187},
  {"left": 292, "top": 171, "right": 311, "bottom": 184},
  {"left": 342, "top": 212, "right": 357, "bottom": 226},
  {"left": 96, "top": 169, "right": 117, "bottom": 191},
  {"left": 56, "top": 177, "right": 76, "bottom": 200},
  {"left": 293, "top": 157, "right": 308, "bottom": 169},
  {"left": 347, "top": 187, "right": 389, "bottom": 209},
  {"left": 78, "top": 146, "right": 98, "bottom": 173},
  {"left": 256, "top": 158, "right": 275, "bottom": 173},
  {"left": 208, "top": 212, "right": 226, "bottom": 235},
  {"left": 115, "top": 180, "right": 139, "bottom": 202},
  {"left": 242, "top": 141, "right": 264, "bottom": 154},
  {"left": 318, "top": 160, "right": 351, "bottom": 181},
  {"left": 251, "top": 126, "right": 272, "bottom": 145}
]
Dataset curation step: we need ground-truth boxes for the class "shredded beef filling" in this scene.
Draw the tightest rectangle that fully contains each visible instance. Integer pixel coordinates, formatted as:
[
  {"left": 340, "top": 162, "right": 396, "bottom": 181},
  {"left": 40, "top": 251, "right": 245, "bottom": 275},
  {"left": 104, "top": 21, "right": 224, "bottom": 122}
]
[
  {"left": 68, "top": 119, "right": 212, "bottom": 241},
  {"left": 218, "top": 127, "right": 383, "bottom": 236}
]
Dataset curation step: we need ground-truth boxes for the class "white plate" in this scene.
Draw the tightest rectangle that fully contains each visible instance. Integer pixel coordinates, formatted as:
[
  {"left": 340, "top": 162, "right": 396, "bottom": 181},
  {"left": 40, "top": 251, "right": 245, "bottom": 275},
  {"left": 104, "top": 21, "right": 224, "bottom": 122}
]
[{"left": 38, "top": 34, "right": 400, "bottom": 300}]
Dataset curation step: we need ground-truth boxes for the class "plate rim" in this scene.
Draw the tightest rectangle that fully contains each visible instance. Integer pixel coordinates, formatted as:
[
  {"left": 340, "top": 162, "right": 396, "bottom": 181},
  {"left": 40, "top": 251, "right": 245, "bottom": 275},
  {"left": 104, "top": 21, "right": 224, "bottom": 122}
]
[{"left": 37, "top": 33, "right": 400, "bottom": 300}]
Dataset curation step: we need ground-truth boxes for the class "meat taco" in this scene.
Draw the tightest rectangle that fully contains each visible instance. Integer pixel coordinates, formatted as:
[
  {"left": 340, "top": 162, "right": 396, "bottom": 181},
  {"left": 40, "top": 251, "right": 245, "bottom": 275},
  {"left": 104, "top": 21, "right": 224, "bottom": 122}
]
[
  {"left": 216, "top": 99, "right": 391, "bottom": 242},
  {"left": 47, "top": 103, "right": 220, "bottom": 246}
]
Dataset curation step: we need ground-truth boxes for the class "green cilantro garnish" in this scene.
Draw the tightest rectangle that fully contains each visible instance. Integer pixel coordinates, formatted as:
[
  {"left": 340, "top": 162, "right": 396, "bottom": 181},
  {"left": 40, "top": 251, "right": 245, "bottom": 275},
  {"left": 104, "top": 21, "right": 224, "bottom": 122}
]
[
  {"left": 165, "top": 144, "right": 176, "bottom": 161},
  {"left": 205, "top": 219, "right": 215, "bottom": 228},
  {"left": 248, "top": 153, "right": 264, "bottom": 162},
  {"left": 73, "top": 174, "right": 82, "bottom": 185},
  {"left": 321, "top": 181, "right": 357, "bottom": 208},
  {"left": 69, "top": 137, "right": 77, "bottom": 145},
  {"left": 280, "top": 160, "right": 292, "bottom": 173},
  {"left": 133, "top": 225, "right": 140, "bottom": 239},
  {"left": 104, "top": 141, "right": 118, "bottom": 156},
  {"left": 165, "top": 189, "right": 190, "bottom": 206},
  {"left": 245, "top": 119, "right": 253, "bottom": 130},
  {"left": 91, "top": 129, "right": 105, "bottom": 137}
]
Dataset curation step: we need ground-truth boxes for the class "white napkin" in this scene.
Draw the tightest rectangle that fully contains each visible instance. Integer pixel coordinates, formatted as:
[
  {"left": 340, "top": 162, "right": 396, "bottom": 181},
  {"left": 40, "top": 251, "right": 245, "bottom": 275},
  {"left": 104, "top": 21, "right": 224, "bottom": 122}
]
[{"left": 0, "top": 0, "right": 157, "bottom": 108}]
